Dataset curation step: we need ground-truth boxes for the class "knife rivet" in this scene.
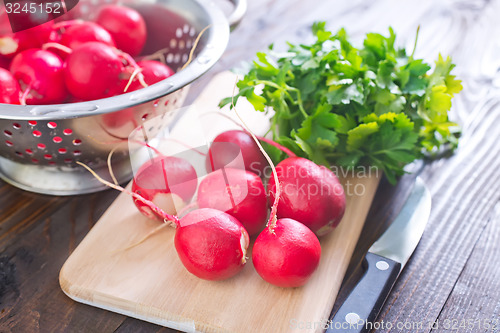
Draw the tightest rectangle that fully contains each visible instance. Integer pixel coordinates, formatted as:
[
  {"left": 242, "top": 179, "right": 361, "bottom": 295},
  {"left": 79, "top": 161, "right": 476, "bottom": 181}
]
[
  {"left": 345, "top": 312, "right": 361, "bottom": 325},
  {"left": 376, "top": 261, "right": 389, "bottom": 271}
]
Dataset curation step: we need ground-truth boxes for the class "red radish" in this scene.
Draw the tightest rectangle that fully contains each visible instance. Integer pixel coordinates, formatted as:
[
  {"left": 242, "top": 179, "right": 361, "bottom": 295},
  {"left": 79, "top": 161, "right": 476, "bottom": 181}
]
[
  {"left": 174, "top": 208, "right": 249, "bottom": 281},
  {"left": 267, "top": 157, "right": 345, "bottom": 236},
  {"left": 10, "top": 49, "right": 66, "bottom": 104},
  {"left": 132, "top": 155, "right": 198, "bottom": 219},
  {"left": 95, "top": 5, "right": 147, "bottom": 57},
  {"left": 206, "top": 130, "right": 268, "bottom": 177},
  {"left": 0, "top": 55, "right": 9, "bottom": 69},
  {"left": 252, "top": 218, "right": 321, "bottom": 287},
  {"left": 64, "top": 41, "right": 126, "bottom": 100},
  {"left": 78, "top": 161, "right": 249, "bottom": 281},
  {"left": 231, "top": 111, "right": 323, "bottom": 288},
  {"left": 123, "top": 60, "right": 174, "bottom": 92},
  {"left": 197, "top": 168, "right": 268, "bottom": 236},
  {"left": 59, "top": 21, "right": 115, "bottom": 50},
  {"left": 0, "top": 13, "right": 53, "bottom": 57},
  {"left": 0, "top": 68, "right": 20, "bottom": 104}
]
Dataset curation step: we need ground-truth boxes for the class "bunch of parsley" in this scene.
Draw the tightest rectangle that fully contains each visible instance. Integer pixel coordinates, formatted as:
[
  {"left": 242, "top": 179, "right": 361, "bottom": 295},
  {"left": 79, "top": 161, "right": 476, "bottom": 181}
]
[{"left": 220, "top": 22, "right": 462, "bottom": 183}]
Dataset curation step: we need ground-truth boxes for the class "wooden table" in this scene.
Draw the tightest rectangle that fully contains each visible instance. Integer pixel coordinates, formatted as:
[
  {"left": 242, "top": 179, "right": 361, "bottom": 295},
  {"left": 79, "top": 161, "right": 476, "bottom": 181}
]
[{"left": 2, "top": 0, "right": 500, "bottom": 332}]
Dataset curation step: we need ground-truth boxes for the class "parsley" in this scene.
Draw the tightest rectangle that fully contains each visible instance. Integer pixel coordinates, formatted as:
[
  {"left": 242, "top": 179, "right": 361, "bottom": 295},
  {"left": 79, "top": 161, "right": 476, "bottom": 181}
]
[{"left": 220, "top": 22, "right": 462, "bottom": 183}]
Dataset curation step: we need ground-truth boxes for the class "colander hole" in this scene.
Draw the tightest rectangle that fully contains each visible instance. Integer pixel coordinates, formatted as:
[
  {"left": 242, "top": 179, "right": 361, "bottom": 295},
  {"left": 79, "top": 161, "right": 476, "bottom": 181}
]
[
  {"left": 15, "top": 151, "right": 22, "bottom": 157},
  {"left": 47, "top": 122, "right": 57, "bottom": 129},
  {"left": 64, "top": 158, "right": 72, "bottom": 163},
  {"left": 175, "top": 28, "right": 182, "bottom": 38},
  {"left": 25, "top": 149, "right": 33, "bottom": 155},
  {"left": 12, "top": 123, "right": 21, "bottom": 129},
  {"left": 166, "top": 53, "right": 173, "bottom": 63},
  {"left": 44, "top": 154, "right": 52, "bottom": 160},
  {"left": 4, "top": 130, "right": 12, "bottom": 137},
  {"left": 183, "top": 24, "right": 189, "bottom": 33},
  {"left": 189, "top": 27, "right": 195, "bottom": 37},
  {"left": 170, "top": 39, "right": 177, "bottom": 48},
  {"left": 5, "top": 140, "right": 13, "bottom": 147},
  {"left": 63, "top": 128, "right": 73, "bottom": 135},
  {"left": 37, "top": 143, "right": 46, "bottom": 149},
  {"left": 32, "top": 158, "right": 39, "bottom": 163},
  {"left": 32, "top": 130, "right": 42, "bottom": 137},
  {"left": 58, "top": 148, "right": 67, "bottom": 154},
  {"left": 28, "top": 121, "right": 37, "bottom": 126},
  {"left": 179, "top": 40, "right": 185, "bottom": 50},
  {"left": 174, "top": 54, "right": 180, "bottom": 63},
  {"left": 73, "top": 139, "right": 82, "bottom": 145},
  {"left": 73, "top": 150, "right": 81, "bottom": 156},
  {"left": 182, "top": 54, "right": 188, "bottom": 63},
  {"left": 186, "top": 40, "right": 192, "bottom": 48},
  {"left": 53, "top": 136, "right": 62, "bottom": 143}
]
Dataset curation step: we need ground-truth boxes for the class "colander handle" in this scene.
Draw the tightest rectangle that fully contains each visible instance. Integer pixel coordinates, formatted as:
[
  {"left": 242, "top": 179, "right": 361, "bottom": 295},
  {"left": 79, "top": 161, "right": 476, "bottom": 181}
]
[{"left": 228, "top": 0, "right": 247, "bottom": 29}]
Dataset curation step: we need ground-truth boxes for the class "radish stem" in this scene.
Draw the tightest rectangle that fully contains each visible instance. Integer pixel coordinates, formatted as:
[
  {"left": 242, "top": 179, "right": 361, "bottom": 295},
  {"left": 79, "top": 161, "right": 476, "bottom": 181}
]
[
  {"left": 201, "top": 111, "right": 297, "bottom": 157},
  {"left": 230, "top": 77, "right": 281, "bottom": 233}
]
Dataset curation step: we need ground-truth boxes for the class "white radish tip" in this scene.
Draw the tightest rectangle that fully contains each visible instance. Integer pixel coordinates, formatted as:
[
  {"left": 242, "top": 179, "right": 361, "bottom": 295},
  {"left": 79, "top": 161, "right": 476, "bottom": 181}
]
[
  {"left": 152, "top": 192, "right": 185, "bottom": 216},
  {"left": 240, "top": 228, "right": 249, "bottom": 264}
]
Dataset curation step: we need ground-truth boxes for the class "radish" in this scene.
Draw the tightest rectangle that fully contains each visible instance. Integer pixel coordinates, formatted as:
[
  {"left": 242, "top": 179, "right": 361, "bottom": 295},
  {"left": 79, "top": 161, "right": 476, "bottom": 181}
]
[
  {"left": 0, "top": 68, "right": 20, "bottom": 104},
  {"left": 206, "top": 130, "right": 268, "bottom": 177},
  {"left": 64, "top": 42, "right": 126, "bottom": 100},
  {"left": 197, "top": 168, "right": 268, "bottom": 236},
  {"left": 95, "top": 5, "right": 147, "bottom": 57},
  {"left": 252, "top": 218, "right": 321, "bottom": 287},
  {"left": 123, "top": 60, "right": 174, "bottom": 92},
  {"left": 0, "top": 55, "right": 9, "bottom": 69},
  {"left": 0, "top": 13, "right": 53, "bottom": 57},
  {"left": 10, "top": 49, "right": 66, "bottom": 104},
  {"left": 175, "top": 208, "right": 249, "bottom": 281},
  {"left": 78, "top": 162, "right": 249, "bottom": 281},
  {"left": 58, "top": 21, "right": 115, "bottom": 50},
  {"left": 229, "top": 110, "right": 323, "bottom": 288},
  {"left": 267, "top": 157, "right": 346, "bottom": 236},
  {"left": 132, "top": 155, "right": 198, "bottom": 219}
]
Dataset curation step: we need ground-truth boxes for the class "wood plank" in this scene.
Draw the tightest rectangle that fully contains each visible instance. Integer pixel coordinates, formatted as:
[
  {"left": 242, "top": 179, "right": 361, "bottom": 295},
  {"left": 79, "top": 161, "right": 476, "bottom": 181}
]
[
  {"left": 0, "top": 189, "right": 126, "bottom": 332},
  {"left": 432, "top": 202, "right": 500, "bottom": 332}
]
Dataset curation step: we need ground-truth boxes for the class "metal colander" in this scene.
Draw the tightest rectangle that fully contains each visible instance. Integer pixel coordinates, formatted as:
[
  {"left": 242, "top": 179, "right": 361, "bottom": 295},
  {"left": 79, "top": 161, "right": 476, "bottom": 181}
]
[{"left": 0, "top": 0, "right": 245, "bottom": 195}]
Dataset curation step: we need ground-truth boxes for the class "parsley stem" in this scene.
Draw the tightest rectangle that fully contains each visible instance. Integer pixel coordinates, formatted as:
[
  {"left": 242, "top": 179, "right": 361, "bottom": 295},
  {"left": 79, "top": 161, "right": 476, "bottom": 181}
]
[
  {"left": 254, "top": 80, "right": 308, "bottom": 119},
  {"left": 410, "top": 25, "right": 420, "bottom": 59}
]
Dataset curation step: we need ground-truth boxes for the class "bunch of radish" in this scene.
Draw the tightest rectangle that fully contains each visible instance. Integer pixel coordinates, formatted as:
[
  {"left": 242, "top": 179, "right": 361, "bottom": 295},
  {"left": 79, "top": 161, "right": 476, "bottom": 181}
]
[
  {"left": 0, "top": 5, "right": 175, "bottom": 105},
  {"left": 82, "top": 126, "right": 346, "bottom": 288}
]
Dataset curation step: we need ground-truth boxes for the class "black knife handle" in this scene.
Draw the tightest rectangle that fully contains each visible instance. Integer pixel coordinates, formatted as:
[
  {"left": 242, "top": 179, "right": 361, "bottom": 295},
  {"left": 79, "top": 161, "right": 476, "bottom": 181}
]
[{"left": 327, "top": 253, "right": 401, "bottom": 333}]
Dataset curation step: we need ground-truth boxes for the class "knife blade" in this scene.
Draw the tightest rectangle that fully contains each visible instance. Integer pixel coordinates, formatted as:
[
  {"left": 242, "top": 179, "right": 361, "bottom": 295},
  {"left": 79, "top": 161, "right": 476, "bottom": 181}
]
[{"left": 327, "top": 176, "right": 431, "bottom": 333}]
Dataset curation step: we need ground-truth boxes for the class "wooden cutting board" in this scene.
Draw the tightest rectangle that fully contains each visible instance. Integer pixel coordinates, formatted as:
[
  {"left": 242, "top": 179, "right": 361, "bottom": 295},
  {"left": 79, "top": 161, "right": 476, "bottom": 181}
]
[{"left": 59, "top": 72, "right": 380, "bottom": 333}]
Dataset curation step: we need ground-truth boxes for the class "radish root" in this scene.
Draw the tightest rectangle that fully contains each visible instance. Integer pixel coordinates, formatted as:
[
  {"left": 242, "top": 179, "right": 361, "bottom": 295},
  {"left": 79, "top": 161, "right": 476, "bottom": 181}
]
[
  {"left": 77, "top": 161, "right": 180, "bottom": 227},
  {"left": 181, "top": 25, "right": 211, "bottom": 71},
  {"left": 111, "top": 223, "right": 170, "bottom": 254},
  {"left": 42, "top": 43, "right": 73, "bottom": 55},
  {"left": 106, "top": 146, "right": 119, "bottom": 185}
]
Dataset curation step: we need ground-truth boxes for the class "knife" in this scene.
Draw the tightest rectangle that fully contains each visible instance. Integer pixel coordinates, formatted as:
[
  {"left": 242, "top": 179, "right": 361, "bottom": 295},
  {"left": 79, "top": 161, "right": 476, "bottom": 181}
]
[{"left": 327, "top": 176, "right": 431, "bottom": 333}]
